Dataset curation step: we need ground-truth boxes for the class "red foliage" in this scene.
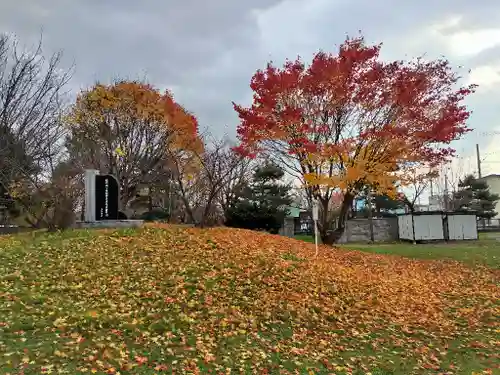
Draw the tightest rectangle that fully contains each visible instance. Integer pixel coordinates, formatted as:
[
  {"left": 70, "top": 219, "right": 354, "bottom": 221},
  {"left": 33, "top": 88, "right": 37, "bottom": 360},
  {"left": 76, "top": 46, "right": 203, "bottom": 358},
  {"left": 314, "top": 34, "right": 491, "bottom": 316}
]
[
  {"left": 329, "top": 190, "right": 343, "bottom": 208},
  {"left": 233, "top": 35, "right": 476, "bottom": 243},
  {"left": 233, "top": 35, "right": 476, "bottom": 169}
]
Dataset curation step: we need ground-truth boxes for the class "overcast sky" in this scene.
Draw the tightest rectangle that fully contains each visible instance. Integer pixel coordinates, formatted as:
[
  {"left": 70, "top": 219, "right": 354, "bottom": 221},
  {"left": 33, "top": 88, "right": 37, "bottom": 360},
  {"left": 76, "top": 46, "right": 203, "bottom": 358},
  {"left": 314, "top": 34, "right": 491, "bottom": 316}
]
[{"left": 2, "top": 0, "right": 500, "bottom": 190}]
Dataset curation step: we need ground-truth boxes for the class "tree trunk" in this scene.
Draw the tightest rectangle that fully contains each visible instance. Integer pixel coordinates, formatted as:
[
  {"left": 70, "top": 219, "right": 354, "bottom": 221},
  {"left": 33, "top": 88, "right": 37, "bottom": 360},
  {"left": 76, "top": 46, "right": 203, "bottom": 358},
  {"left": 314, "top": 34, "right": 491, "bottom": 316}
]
[
  {"left": 408, "top": 201, "right": 415, "bottom": 213},
  {"left": 320, "top": 192, "right": 354, "bottom": 245},
  {"left": 80, "top": 199, "right": 85, "bottom": 221},
  {"left": 367, "top": 190, "right": 374, "bottom": 243},
  {"left": 198, "top": 193, "right": 216, "bottom": 228},
  {"left": 47, "top": 224, "right": 58, "bottom": 232},
  {"left": 402, "top": 197, "right": 415, "bottom": 213},
  {"left": 148, "top": 194, "right": 153, "bottom": 211},
  {"left": 179, "top": 195, "right": 196, "bottom": 225},
  {"left": 316, "top": 197, "right": 329, "bottom": 244}
]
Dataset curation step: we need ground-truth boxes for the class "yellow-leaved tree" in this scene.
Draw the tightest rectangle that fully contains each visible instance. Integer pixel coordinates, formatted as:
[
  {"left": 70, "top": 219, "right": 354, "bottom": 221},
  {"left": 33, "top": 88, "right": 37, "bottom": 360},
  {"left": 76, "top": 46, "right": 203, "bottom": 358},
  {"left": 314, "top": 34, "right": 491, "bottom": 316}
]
[{"left": 66, "top": 80, "right": 203, "bottom": 210}]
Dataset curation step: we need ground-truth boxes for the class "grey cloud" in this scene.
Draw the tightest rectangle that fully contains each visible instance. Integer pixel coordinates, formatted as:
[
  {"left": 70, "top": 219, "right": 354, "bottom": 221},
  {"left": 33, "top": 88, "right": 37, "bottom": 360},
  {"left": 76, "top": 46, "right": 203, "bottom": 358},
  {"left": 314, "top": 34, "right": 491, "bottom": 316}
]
[
  {"left": 0, "top": 0, "right": 282, "bottom": 133},
  {"left": 1, "top": 0, "right": 500, "bottom": 140},
  {"left": 468, "top": 46, "right": 500, "bottom": 67}
]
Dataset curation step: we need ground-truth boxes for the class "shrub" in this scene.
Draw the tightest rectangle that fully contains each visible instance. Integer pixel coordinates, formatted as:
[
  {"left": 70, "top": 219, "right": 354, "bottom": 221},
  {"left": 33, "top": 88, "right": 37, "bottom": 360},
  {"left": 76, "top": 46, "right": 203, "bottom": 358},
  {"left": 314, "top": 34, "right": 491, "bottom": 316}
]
[{"left": 139, "top": 208, "right": 170, "bottom": 222}]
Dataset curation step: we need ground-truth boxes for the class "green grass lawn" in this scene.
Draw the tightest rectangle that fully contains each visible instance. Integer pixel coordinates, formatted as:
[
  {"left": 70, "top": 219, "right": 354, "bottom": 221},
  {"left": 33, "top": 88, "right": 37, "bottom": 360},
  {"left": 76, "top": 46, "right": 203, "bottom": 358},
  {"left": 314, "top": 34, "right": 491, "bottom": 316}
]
[
  {"left": 295, "top": 233, "right": 500, "bottom": 268},
  {"left": 0, "top": 226, "right": 498, "bottom": 374}
]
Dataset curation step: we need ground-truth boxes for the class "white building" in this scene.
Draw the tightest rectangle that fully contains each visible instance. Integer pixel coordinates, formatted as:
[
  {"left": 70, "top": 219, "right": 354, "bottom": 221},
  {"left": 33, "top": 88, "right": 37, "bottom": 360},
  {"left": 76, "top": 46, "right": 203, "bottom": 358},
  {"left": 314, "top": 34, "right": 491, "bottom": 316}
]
[
  {"left": 428, "top": 194, "right": 446, "bottom": 211},
  {"left": 479, "top": 174, "right": 500, "bottom": 218}
]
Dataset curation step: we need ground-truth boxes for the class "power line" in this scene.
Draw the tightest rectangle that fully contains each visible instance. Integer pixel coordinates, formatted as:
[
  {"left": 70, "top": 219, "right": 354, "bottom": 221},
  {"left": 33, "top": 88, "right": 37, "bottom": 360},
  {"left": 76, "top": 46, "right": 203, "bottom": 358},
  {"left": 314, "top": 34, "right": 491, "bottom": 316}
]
[
  {"left": 473, "top": 131, "right": 500, "bottom": 137},
  {"left": 476, "top": 143, "right": 482, "bottom": 178},
  {"left": 456, "top": 151, "right": 500, "bottom": 160}
]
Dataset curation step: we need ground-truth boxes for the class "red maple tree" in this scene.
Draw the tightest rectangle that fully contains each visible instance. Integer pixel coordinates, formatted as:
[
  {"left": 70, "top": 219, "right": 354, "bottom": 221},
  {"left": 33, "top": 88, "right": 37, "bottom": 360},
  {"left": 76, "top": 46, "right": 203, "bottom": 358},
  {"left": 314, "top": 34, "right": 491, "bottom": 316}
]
[{"left": 233, "top": 35, "right": 476, "bottom": 244}]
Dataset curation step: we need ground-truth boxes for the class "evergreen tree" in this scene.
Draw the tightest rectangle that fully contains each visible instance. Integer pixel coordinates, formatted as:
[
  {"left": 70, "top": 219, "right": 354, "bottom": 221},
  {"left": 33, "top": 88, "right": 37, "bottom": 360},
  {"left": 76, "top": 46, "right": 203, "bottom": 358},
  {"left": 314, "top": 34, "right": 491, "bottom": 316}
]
[
  {"left": 355, "top": 188, "right": 403, "bottom": 218},
  {"left": 224, "top": 163, "right": 293, "bottom": 233},
  {"left": 373, "top": 194, "right": 404, "bottom": 216},
  {"left": 452, "top": 174, "right": 499, "bottom": 219}
]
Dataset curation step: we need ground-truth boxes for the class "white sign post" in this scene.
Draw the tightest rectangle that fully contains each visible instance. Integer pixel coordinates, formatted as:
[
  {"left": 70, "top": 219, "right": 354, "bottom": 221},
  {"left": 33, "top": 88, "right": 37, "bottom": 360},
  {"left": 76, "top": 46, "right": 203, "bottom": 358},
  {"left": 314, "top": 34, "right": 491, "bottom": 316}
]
[{"left": 312, "top": 200, "right": 319, "bottom": 257}]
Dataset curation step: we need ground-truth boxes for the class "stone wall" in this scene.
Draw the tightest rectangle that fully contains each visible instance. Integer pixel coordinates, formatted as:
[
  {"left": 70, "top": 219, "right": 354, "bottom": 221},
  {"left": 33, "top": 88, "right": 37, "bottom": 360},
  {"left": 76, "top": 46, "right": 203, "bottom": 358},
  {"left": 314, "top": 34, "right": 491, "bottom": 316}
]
[
  {"left": 0, "top": 226, "right": 33, "bottom": 236},
  {"left": 338, "top": 217, "right": 399, "bottom": 243},
  {"left": 279, "top": 217, "right": 295, "bottom": 237}
]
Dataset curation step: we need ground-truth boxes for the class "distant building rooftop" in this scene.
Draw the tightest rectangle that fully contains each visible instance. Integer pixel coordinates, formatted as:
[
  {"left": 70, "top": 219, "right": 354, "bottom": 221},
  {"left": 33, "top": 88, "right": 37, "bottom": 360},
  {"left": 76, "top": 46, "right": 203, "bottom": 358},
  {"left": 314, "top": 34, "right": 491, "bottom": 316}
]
[{"left": 286, "top": 206, "right": 301, "bottom": 218}]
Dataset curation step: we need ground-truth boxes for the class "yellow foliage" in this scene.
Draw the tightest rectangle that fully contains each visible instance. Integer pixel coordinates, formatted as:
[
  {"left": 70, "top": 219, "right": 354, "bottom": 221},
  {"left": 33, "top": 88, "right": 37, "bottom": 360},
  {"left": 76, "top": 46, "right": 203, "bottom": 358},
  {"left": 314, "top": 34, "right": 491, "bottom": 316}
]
[
  {"left": 0, "top": 226, "right": 497, "bottom": 371},
  {"left": 303, "top": 138, "right": 412, "bottom": 197},
  {"left": 114, "top": 147, "right": 125, "bottom": 157},
  {"left": 67, "top": 81, "right": 203, "bottom": 155}
]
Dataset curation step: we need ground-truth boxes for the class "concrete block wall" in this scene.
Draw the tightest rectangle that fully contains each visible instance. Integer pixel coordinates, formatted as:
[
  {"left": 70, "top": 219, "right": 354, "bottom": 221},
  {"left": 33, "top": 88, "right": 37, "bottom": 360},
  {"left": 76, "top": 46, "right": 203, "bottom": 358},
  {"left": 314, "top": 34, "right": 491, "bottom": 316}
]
[
  {"left": 338, "top": 217, "right": 398, "bottom": 243},
  {"left": 0, "top": 226, "right": 33, "bottom": 236},
  {"left": 279, "top": 217, "right": 295, "bottom": 237}
]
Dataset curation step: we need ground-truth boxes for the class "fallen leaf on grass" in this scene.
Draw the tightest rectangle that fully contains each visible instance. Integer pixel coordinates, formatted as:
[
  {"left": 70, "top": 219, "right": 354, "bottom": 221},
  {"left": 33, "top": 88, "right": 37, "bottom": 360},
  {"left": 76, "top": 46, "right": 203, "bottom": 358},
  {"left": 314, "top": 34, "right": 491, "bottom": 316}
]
[{"left": 0, "top": 225, "right": 497, "bottom": 373}]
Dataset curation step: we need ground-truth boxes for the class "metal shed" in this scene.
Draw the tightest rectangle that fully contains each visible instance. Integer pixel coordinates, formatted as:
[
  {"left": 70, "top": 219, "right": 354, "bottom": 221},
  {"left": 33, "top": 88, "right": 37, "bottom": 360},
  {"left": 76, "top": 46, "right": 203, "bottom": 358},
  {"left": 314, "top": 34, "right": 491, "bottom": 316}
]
[
  {"left": 397, "top": 212, "right": 445, "bottom": 241},
  {"left": 444, "top": 212, "right": 478, "bottom": 240}
]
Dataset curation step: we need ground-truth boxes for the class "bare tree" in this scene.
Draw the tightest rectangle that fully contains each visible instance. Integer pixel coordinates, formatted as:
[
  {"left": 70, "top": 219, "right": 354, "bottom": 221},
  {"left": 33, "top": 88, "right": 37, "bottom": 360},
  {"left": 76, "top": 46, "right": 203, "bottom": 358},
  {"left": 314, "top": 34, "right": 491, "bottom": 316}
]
[
  {"left": 0, "top": 34, "right": 71, "bottom": 182},
  {"left": 168, "top": 135, "right": 247, "bottom": 227},
  {"left": 0, "top": 34, "right": 73, "bottom": 227},
  {"left": 218, "top": 145, "right": 254, "bottom": 213},
  {"left": 399, "top": 167, "right": 438, "bottom": 212},
  {"left": 11, "top": 161, "right": 83, "bottom": 230}
]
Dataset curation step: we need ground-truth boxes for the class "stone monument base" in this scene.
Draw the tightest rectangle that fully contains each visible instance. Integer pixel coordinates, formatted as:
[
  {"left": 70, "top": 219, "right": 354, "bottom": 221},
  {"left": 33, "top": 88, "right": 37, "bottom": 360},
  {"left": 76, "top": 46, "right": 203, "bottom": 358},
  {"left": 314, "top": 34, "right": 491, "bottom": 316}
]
[{"left": 74, "top": 220, "right": 144, "bottom": 230}]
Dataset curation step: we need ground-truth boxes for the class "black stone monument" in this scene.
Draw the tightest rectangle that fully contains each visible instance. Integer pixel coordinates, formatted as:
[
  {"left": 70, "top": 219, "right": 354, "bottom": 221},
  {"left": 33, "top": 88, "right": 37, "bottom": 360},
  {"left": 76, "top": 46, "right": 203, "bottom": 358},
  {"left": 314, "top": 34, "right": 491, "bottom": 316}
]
[{"left": 95, "top": 174, "right": 119, "bottom": 220}]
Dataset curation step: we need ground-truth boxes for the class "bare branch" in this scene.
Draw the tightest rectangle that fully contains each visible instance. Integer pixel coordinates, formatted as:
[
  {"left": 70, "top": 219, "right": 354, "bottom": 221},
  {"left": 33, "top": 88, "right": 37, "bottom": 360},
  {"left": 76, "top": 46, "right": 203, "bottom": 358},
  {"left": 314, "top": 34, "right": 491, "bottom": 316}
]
[
  {"left": 168, "top": 134, "right": 250, "bottom": 227},
  {"left": 0, "top": 33, "right": 73, "bottom": 222}
]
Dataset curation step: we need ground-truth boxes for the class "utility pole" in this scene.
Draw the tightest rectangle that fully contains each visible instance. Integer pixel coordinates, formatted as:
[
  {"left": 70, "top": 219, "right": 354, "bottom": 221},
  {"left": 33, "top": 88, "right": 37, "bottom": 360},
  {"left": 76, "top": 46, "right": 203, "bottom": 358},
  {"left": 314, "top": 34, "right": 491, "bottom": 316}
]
[
  {"left": 476, "top": 143, "right": 482, "bottom": 178},
  {"left": 444, "top": 171, "right": 449, "bottom": 211}
]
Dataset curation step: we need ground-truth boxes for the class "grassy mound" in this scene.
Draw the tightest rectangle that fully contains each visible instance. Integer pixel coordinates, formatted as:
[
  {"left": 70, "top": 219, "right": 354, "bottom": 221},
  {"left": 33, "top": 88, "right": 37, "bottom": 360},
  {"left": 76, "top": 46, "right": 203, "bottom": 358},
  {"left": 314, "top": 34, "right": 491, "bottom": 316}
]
[{"left": 0, "top": 225, "right": 498, "bottom": 374}]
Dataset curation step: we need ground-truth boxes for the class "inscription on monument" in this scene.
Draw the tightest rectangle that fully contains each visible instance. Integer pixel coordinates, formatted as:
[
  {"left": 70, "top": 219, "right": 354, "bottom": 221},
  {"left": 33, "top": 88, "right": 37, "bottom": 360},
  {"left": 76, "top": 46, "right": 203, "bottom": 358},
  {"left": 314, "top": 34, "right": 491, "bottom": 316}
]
[{"left": 95, "top": 174, "right": 119, "bottom": 220}]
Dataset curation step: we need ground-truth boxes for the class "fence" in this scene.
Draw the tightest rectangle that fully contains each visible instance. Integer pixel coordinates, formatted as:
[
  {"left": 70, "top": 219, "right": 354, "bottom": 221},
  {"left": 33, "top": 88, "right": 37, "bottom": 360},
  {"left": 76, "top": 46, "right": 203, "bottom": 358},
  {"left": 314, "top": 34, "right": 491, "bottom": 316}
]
[
  {"left": 289, "top": 217, "right": 399, "bottom": 243},
  {"left": 477, "top": 218, "right": 500, "bottom": 232},
  {"left": 337, "top": 217, "right": 399, "bottom": 243}
]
